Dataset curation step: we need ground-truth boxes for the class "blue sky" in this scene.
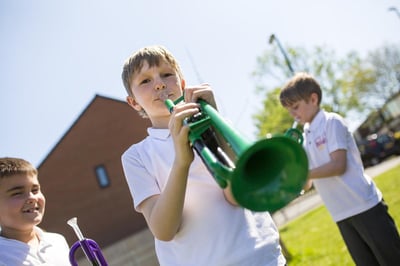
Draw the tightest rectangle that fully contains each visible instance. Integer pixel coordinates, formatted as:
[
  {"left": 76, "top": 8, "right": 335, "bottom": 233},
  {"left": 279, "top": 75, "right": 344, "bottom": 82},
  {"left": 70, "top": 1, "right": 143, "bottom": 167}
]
[{"left": 1, "top": 0, "right": 399, "bottom": 166}]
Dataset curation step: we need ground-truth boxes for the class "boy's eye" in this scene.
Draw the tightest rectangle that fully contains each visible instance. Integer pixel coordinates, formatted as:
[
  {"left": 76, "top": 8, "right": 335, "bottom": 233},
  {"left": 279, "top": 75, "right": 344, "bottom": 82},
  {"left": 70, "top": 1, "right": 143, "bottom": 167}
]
[
  {"left": 139, "top": 78, "right": 150, "bottom": 85},
  {"left": 9, "top": 189, "right": 24, "bottom": 197},
  {"left": 162, "top": 73, "right": 174, "bottom": 78},
  {"left": 31, "top": 185, "right": 40, "bottom": 194}
]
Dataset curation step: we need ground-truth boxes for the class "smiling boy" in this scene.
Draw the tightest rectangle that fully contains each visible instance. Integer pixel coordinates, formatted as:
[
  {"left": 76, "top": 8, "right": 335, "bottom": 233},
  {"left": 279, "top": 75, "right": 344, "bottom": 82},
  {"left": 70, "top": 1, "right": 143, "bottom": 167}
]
[{"left": 0, "top": 157, "right": 70, "bottom": 266}]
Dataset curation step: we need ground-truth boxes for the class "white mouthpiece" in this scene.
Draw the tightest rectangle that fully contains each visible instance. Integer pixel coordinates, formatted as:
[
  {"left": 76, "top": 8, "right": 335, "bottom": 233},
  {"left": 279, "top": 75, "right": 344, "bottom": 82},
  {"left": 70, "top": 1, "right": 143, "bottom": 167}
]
[{"left": 67, "top": 217, "right": 85, "bottom": 241}]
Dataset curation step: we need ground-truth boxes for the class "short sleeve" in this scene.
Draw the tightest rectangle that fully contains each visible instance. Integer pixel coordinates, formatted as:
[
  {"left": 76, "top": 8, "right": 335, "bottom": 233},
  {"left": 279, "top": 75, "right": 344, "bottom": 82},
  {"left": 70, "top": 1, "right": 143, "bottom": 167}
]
[
  {"left": 121, "top": 146, "right": 161, "bottom": 211},
  {"left": 326, "top": 114, "right": 348, "bottom": 154}
]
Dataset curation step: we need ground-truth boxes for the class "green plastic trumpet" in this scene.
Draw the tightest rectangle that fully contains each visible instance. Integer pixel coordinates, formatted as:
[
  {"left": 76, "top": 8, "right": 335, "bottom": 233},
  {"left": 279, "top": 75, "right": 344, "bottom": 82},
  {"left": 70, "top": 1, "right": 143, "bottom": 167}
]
[{"left": 165, "top": 96, "right": 308, "bottom": 212}]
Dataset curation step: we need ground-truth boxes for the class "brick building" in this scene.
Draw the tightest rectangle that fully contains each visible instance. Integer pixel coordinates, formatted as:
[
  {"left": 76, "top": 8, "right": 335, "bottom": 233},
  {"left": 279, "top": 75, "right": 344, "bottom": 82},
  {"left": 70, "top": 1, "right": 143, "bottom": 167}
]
[{"left": 38, "top": 95, "right": 158, "bottom": 265}]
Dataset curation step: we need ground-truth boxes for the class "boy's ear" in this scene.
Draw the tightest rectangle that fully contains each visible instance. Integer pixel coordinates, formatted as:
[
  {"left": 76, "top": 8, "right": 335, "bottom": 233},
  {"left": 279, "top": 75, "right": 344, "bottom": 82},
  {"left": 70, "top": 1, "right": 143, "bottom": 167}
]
[
  {"left": 126, "top": 96, "right": 143, "bottom": 112},
  {"left": 181, "top": 79, "right": 186, "bottom": 92},
  {"left": 310, "top": 93, "right": 319, "bottom": 105}
]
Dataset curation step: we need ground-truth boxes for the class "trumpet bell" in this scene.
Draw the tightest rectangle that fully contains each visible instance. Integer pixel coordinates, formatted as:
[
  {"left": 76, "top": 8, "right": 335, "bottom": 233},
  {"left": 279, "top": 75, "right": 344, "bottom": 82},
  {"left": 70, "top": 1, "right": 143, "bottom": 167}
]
[
  {"left": 231, "top": 135, "right": 308, "bottom": 212},
  {"left": 165, "top": 97, "right": 308, "bottom": 212}
]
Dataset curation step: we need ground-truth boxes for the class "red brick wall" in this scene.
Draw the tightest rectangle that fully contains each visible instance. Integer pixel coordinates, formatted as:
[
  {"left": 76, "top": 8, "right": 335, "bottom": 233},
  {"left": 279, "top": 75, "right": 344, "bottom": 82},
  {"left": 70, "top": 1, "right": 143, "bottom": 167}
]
[{"left": 38, "top": 95, "right": 152, "bottom": 250}]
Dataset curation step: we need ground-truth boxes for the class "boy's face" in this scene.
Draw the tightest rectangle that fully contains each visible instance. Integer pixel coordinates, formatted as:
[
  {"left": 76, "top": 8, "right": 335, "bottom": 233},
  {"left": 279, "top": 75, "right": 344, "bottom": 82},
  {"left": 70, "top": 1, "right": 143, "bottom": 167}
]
[
  {"left": 0, "top": 173, "right": 45, "bottom": 235},
  {"left": 127, "top": 60, "right": 185, "bottom": 125},
  {"left": 285, "top": 93, "right": 319, "bottom": 125}
]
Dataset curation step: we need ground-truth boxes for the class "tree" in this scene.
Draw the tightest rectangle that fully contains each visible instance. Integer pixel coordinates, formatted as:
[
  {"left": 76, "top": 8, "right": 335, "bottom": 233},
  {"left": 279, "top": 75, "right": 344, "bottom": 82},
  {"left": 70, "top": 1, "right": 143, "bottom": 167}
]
[
  {"left": 252, "top": 44, "right": 380, "bottom": 136},
  {"left": 253, "top": 87, "right": 292, "bottom": 138},
  {"left": 367, "top": 43, "right": 400, "bottom": 106}
]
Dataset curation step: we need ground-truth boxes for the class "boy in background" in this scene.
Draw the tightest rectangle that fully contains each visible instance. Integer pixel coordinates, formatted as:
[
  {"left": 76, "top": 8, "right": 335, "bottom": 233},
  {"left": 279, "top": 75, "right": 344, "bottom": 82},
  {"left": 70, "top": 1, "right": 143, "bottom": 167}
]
[
  {"left": 279, "top": 72, "right": 400, "bottom": 265},
  {"left": 0, "top": 157, "right": 70, "bottom": 265}
]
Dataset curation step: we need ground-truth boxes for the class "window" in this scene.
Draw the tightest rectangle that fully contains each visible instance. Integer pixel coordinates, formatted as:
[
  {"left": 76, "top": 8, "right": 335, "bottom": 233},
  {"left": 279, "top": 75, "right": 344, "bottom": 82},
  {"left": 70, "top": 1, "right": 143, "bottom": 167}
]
[{"left": 95, "top": 165, "right": 110, "bottom": 188}]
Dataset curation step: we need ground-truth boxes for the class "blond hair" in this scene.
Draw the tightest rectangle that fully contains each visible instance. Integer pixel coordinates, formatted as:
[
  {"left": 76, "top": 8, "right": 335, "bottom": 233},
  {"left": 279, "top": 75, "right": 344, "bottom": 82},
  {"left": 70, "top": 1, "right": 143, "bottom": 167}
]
[{"left": 122, "top": 45, "right": 184, "bottom": 96}]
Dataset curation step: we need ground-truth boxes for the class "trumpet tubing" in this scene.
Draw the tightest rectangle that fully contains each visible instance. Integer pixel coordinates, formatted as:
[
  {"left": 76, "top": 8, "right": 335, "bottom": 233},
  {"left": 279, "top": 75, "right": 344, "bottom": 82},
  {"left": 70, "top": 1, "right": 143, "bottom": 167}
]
[
  {"left": 68, "top": 217, "right": 108, "bottom": 266},
  {"left": 165, "top": 97, "right": 308, "bottom": 212}
]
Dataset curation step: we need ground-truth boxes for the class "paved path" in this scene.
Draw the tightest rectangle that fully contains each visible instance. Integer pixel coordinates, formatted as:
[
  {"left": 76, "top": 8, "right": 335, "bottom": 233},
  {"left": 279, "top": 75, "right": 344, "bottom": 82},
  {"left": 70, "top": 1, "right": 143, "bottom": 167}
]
[{"left": 272, "top": 156, "right": 400, "bottom": 227}]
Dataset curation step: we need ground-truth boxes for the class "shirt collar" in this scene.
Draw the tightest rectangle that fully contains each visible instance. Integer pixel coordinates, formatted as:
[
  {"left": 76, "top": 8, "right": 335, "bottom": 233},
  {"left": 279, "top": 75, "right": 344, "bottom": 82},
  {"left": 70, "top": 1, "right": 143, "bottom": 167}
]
[
  {"left": 147, "top": 127, "right": 171, "bottom": 140},
  {"left": 35, "top": 226, "right": 54, "bottom": 252},
  {"left": 304, "top": 109, "right": 324, "bottom": 132}
]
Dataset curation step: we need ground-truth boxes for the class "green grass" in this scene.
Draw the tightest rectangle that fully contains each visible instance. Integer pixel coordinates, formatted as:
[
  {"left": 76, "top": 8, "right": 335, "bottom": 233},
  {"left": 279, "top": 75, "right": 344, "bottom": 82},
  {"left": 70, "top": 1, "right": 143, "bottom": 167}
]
[{"left": 279, "top": 164, "right": 400, "bottom": 266}]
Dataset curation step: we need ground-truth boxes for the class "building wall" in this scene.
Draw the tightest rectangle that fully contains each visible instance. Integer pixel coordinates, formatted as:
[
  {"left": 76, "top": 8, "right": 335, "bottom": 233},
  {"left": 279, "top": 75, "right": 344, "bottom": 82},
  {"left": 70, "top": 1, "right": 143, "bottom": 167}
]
[{"left": 38, "top": 95, "right": 155, "bottom": 261}]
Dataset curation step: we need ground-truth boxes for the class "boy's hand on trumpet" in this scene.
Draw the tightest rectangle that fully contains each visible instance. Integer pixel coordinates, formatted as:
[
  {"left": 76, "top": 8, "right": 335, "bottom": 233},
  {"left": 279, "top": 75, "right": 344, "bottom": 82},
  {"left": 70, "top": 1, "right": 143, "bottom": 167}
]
[{"left": 184, "top": 84, "right": 218, "bottom": 110}]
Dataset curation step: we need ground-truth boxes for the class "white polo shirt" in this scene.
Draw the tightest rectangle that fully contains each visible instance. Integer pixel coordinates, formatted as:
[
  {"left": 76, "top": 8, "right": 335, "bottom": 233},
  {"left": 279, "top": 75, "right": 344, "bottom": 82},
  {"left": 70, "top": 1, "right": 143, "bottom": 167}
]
[
  {"left": 0, "top": 226, "right": 70, "bottom": 266},
  {"left": 122, "top": 128, "right": 286, "bottom": 266},
  {"left": 303, "top": 110, "right": 382, "bottom": 222}
]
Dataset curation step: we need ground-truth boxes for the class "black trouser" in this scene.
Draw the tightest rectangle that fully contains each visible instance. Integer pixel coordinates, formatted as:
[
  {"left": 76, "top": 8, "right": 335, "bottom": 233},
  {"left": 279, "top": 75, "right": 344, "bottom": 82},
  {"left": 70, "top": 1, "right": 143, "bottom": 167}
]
[{"left": 337, "top": 201, "right": 400, "bottom": 266}]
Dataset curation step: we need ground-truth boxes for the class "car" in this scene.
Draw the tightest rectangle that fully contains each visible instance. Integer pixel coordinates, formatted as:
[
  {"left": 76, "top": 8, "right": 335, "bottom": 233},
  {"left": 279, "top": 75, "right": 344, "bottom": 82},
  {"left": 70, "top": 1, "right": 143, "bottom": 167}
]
[{"left": 358, "top": 132, "right": 400, "bottom": 167}]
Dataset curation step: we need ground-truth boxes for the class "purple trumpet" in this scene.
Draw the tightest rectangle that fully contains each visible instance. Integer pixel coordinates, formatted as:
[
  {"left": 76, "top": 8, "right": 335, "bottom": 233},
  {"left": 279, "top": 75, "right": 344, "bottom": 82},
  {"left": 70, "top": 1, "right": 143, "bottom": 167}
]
[{"left": 67, "top": 217, "right": 108, "bottom": 266}]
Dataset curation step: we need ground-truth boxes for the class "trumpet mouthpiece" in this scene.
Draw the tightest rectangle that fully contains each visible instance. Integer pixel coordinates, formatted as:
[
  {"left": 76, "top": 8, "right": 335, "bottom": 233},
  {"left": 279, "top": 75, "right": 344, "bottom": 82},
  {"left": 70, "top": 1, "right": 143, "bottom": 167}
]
[
  {"left": 67, "top": 217, "right": 85, "bottom": 241},
  {"left": 67, "top": 217, "right": 77, "bottom": 226}
]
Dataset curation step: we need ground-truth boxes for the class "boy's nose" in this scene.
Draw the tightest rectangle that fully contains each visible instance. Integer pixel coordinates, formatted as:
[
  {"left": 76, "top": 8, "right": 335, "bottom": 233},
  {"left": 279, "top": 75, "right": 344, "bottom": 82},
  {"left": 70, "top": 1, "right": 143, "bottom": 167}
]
[
  {"left": 26, "top": 198, "right": 35, "bottom": 204},
  {"left": 154, "top": 77, "right": 166, "bottom": 90}
]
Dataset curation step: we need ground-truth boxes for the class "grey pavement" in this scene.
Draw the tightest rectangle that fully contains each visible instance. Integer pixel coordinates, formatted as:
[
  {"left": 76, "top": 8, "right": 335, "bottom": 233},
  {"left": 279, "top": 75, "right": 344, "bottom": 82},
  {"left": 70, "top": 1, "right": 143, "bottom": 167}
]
[{"left": 272, "top": 155, "right": 400, "bottom": 227}]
